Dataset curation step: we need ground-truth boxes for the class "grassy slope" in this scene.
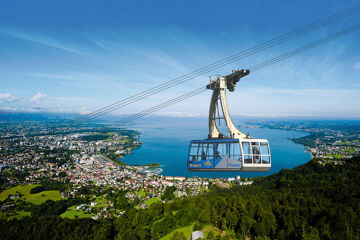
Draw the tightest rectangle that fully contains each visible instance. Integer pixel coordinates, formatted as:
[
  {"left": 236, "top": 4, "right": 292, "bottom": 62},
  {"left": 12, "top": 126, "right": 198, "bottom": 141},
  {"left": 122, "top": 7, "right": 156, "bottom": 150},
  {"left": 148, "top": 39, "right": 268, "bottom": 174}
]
[
  {"left": 160, "top": 224, "right": 224, "bottom": 240},
  {"left": 160, "top": 223, "right": 194, "bottom": 240},
  {"left": 7, "top": 210, "right": 31, "bottom": 220},
  {"left": 60, "top": 205, "right": 92, "bottom": 219},
  {"left": 26, "top": 190, "right": 62, "bottom": 204},
  {"left": 0, "top": 185, "right": 61, "bottom": 204},
  {"left": 0, "top": 185, "right": 40, "bottom": 201},
  {"left": 135, "top": 189, "right": 147, "bottom": 198},
  {"left": 94, "top": 196, "right": 106, "bottom": 208},
  {"left": 0, "top": 210, "right": 32, "bottom": 221},
  {"left": 144, "top": 197, "right": 160, "bottom": 206}
]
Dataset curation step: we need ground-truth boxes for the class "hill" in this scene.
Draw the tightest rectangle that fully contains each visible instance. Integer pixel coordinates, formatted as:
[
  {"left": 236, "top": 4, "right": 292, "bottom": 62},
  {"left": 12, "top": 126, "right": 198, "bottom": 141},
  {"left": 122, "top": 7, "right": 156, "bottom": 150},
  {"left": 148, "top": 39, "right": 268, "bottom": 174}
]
[{"left": 0, "top": 156, "right": 359, "bottom": 239}]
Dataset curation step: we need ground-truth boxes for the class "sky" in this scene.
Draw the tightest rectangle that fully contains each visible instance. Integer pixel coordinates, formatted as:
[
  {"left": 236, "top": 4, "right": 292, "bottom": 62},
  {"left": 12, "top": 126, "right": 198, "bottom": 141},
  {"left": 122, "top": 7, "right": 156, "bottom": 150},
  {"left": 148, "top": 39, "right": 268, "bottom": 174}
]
[{"left": 0, "top": 0, "right": 360, "bottom": 118}]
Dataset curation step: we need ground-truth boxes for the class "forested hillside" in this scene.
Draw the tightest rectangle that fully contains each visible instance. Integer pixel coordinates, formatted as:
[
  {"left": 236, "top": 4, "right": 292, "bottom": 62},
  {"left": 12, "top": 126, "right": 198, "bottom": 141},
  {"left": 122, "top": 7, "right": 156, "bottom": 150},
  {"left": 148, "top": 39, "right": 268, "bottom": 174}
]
[{"left": 1, "top": 157, "right": 359, "bottom": 240}]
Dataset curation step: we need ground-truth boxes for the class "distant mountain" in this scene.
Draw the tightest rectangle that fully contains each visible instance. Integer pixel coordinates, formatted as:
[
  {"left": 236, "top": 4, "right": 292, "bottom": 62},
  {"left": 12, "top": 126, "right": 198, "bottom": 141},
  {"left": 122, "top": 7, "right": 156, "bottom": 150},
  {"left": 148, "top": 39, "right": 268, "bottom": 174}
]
[{"left": 0, "top": 111, "right": 79, "bottom": 122}]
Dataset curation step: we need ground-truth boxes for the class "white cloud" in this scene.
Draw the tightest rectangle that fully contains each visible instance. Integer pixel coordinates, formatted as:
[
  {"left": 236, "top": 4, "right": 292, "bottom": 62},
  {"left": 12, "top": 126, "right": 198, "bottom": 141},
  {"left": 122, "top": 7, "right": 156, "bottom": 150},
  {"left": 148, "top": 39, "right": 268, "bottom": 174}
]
[
  {"left": 0, "top": 106, "right": 18, "bottom": 111},
  {"left": 0, "top": 106, "right": 47, "bottom": 113},
  {"left": 79, "top": 106, "right": 91, "bottom": 115},
  {"left": 0, "top": 28, "right": 88, "bottom": 57},
  {"left": 29, "top": 92, "right": 47, "bottom": 104},
  {"left": 0, "top": 93, "right": 17, "bottom": 103}
]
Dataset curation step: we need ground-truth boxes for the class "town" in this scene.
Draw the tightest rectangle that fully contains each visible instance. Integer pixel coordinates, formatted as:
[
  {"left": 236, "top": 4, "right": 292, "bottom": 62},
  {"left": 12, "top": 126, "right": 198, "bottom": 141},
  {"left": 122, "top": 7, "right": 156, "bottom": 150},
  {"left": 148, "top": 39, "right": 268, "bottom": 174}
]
[
  {"left": 257, "top": 120, "right": 360, "bottom": 160},
  {"left": 0, "top": 121, "right": 248, "bottom": 221}
]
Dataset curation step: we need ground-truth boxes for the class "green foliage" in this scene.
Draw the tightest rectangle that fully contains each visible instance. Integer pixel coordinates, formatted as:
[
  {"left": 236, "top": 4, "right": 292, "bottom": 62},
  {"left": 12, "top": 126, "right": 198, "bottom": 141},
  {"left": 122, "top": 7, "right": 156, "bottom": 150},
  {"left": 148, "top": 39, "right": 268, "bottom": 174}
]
[
  {"left": 0, "top": 217, "right": 113, "bottom": 240},
  {"left": 207, "top": 230, "right": 215, "bottom": 240},
  {"left": 30, "top": 186, "right": 45, "bottom": 194},
  {"left": 38, "top": 180, "right": 68, "bottom": 192},
  {"left": 152, "top": 214, "right": 176, "bottom": 238},
  {"left": 193, "top": 221, "right": 203, "bottom": 231},
  {"left": 60, "top": 205, "right": 92, "bottom": 219},
  {"left": 31, "top": 200, "right": 69, "bottom": 218},
  {"left": 198, "top": 209, "right": 210, "bottom": 225},
  {"left": 160, "top": 224, "right": 194, "bottom": 240},
  {"left": 162, "top": 186, "right": 176, "bottom": 201},
  {"left": 170, "top": 231, "right": 186, "bottom": 240},
  {"left": 144, "top": 197, "right": 160, "bottom": 207}
]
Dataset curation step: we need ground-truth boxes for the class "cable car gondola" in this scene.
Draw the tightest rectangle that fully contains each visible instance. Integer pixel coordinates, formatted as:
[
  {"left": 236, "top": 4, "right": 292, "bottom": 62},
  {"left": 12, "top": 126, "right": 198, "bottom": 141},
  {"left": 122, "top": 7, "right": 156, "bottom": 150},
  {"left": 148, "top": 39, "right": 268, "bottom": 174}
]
[{"left": 187, "top": 69, "right": 271, "bottom": 172}]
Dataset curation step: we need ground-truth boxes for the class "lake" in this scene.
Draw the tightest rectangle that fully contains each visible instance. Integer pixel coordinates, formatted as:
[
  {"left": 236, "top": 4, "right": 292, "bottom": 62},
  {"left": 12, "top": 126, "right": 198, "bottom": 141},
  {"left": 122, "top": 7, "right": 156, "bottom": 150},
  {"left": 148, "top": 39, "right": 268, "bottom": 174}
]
[{"left": 122, "top": 117, "right": 311, "bottom": 178}]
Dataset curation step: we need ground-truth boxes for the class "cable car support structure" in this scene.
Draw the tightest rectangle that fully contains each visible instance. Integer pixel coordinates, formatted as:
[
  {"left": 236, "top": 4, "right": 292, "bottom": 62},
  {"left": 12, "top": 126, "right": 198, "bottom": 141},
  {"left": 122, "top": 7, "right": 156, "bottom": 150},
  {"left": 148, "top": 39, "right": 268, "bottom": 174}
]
[{"left": 187, "top": 70, "right": 271, "bottom": 172}]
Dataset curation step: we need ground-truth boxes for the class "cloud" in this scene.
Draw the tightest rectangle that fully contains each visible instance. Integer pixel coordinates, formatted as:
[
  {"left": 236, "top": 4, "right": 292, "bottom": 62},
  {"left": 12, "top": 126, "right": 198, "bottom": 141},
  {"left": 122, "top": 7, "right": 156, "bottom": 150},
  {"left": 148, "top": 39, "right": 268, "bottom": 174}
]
[
  {"left": 79, "top": 106, "right": 92, "bottom": 115},
  {"left": 29, "top": 92, "right": 47, "bottom": 104},
  {"left": 0, "top": 28, "right": 89, "bottom": 57},
  {"left": 0, "top": 93, "right": 17, "bottom": 103},
  {"left": 0, "top": 106, "right": 47, "bottom": 113},
  {"left": 0, "top": 106, "right": 18, "bottom": 111},
  {"left": 26, "top": 107, "right": 48, "bottom": 112}
]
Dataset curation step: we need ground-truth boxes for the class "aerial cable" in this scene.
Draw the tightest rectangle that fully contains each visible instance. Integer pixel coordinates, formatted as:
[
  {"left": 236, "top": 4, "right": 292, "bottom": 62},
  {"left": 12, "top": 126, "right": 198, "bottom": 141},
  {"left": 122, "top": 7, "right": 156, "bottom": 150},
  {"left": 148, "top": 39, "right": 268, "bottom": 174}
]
[
  {"left": 110, "top": 23, "right": 360, "bottom": 126},
  {"left": 76, "top": 3, "right": 360, "bottom": 123},
  {"left": 78, "top": 8, "right": 360, "bottom": 123},
  {"left": 250, "top": 24, "right": 360, "bottom": 72},
  {"left": 79, "top": 3, "right": 360, "bottom": 122},
  {"left": 110, "top": 87, "right": 206, "bottom": 126}
]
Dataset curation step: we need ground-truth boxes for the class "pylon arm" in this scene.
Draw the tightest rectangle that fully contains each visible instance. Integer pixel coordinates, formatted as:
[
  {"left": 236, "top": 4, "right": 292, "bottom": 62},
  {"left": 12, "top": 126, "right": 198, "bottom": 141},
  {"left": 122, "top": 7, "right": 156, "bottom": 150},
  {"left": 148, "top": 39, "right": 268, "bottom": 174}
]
[{"left": 207, "top": 70, "right": 249, "bottom": 139}]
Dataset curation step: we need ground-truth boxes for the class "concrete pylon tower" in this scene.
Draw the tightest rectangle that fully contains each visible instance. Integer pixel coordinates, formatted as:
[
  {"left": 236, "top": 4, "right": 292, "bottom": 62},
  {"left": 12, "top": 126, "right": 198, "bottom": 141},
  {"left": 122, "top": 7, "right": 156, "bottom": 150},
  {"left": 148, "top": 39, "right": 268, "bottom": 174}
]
[{"left": 206, "top": 70, "right": 250, "bottom": 139}]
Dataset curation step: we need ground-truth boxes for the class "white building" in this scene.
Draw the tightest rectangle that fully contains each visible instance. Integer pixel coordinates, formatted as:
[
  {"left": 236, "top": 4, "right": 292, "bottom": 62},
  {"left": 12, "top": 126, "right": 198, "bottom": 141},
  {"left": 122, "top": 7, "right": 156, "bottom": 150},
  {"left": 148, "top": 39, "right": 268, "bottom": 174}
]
[{"left": 192, "top": 231, "right": 204, "bottom": 240}]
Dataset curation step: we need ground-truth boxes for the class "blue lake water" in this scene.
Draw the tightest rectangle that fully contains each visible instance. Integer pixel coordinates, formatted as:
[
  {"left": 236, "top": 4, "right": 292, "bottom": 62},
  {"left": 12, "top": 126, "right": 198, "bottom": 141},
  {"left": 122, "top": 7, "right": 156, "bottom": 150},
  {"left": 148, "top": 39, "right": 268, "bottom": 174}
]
[{"left": 122, "top": 117, "right": 311, "bottom": 178}]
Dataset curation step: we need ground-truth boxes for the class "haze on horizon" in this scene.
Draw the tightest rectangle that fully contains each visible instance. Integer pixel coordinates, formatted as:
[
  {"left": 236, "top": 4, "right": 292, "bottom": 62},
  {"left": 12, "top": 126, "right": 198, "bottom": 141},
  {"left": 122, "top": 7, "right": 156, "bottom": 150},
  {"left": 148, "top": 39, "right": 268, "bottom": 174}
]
[{"left": 1, "top": 0, "right": 360, "bottom": 119}]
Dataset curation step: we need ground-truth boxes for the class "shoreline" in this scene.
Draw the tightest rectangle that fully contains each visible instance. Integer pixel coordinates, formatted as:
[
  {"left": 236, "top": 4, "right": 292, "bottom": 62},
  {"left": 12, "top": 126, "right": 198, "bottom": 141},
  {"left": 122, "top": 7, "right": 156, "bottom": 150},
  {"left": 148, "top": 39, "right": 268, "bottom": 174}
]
[{"left": 122, "top": 125, "right": 311, "bottom": 177}]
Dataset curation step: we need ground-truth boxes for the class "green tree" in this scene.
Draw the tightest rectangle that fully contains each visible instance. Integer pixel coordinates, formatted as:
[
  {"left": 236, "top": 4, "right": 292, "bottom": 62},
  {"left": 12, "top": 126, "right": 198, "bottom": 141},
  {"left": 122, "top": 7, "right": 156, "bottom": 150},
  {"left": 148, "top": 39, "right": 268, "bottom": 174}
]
[
  {"left": 240, "top": 215, "right": 256, "bottom": 240},
  {"left": 162, "top": 186, "right": 176, "bottom": 201},
  {"left": 193, "top": 221, "right": 203, "bottom": 231},
  {"left": 207, "top": 230, "right": 215, "bottom": 240}
]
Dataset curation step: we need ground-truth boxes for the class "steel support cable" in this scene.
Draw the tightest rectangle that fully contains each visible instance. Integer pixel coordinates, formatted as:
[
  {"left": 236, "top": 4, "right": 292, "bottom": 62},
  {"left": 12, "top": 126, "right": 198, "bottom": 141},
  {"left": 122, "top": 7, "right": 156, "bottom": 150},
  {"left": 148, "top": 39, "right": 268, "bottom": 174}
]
[
  {"left": 111, "top": 87, "right": 206, "bottom": 126},
  {"left": 250, "top": 24, "right": 360, "bottom": 72},
  {"left": 110, "top": 89, "right": 205, "bottom": 126},
  {"left": 110, "top": 23, "right": 360, "bottom": 127},
  {"left": 78, "top": 11, "right": 358, "bottom": 123},
  {"left": 76, "top": 3, "right": 360, "bottom": 123},
  {"left": 79, "top": 4, "right": 360, "bottom": 122}
]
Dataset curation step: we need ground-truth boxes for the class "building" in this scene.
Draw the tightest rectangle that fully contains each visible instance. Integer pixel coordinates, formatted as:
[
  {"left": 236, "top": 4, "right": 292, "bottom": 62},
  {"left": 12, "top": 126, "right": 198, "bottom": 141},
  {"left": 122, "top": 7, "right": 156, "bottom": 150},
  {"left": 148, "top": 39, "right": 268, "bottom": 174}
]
[{"left": 192, "top": 231, "right": 204, "bottom": 240}]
